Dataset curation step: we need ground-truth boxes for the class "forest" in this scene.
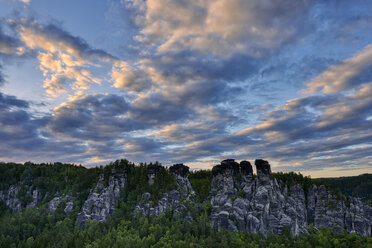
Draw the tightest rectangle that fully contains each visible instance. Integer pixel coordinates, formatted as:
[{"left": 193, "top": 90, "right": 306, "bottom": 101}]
[{"left": 0, "top": 160, "right": 371, "bottom": 248}]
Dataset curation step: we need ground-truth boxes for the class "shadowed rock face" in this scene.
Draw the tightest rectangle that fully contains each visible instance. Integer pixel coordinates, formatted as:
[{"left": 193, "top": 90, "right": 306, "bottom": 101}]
[
  {"left": 147, "top": 164, "right": 161, "bottom": 175},
  {"left": 240, "top": 161, "right": 253, "bottom": 175},
  {"left": 135, "top": 164, "right": 194, "bottom": 221},
  {"left": 209, "top": 159, "right": 372, "bottom": 236},
  {"left": 76, "top": 169, "right": 126, "bottom": 229},
  {"left": 170, "top": 164, "right": 189, "bottom": 177},
  {"left": 147, "top": 164, "right": 161, "bottom": 185},
  {"left": 212, "top": 159, "right": 240, "bottom": 176},
  {"left": 255, "top": 159, "right": 271, "bottom": 176}
]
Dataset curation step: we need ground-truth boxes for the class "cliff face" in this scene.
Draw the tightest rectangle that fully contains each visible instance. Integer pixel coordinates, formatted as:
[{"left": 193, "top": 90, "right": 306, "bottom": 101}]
[
  {"left": 209, "top": 159, "right": 372, "bottom": 236},
  {"left": 76, "top": 169, "right": 126, "bottom": 228},
  {"left": 210, "top": 159, "right": 307, "bottom": 235},
  {"left": 0, "top": 185, "right": 41, "bottom": 211},
  {"left": 0, "top": 160, "right": 371, "bottom": 236},
  {"left": 135, "top": 164, "right": 194, "bottom": 220}
]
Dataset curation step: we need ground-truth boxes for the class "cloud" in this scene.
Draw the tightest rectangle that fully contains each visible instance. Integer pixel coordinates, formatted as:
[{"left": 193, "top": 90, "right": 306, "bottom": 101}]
[
  {"left": 127, "top": 0, "right": 313, "bottom": 57},
  {"left": 128, "top": 93, "right": 193, "bottom": 124},
  {"left": 0, "top": 92, "right": 29, "bottom": 109},
  {"left": 148, "top": 120, "right": 228, "bottom": 143},
  {"left": 230, "top": 82, "right": 372, "bottom": 171},
  {"left": 0, "top": 28, "right": 22, "bottom": 56},
  {"left": 0, "top": 21, "right": 29, "bottom": 87},
  {"left": 18, "top": 0, "right": 30, "bottom": 4},
  {"left": 47, "top": 94, "right": 137, "bottom": 141},
  {"left": 0, "top": 92, "right": 88, "bottom": 163},
  {"left": 111, "top": 62, "right": 151, "bottom": 92},
  {"left": 9, "top": 19, "right": 123, "bottom": 97},
  {"left": 13, "top": 19, "right": 115, "bottom": 62},
  {"left": 304, "top": 43, "right": 372, "bottom": 94}
]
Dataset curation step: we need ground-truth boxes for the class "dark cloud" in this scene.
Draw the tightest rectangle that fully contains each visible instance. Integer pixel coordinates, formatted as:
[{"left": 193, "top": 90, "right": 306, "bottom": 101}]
[
  {"left": 0, "top": 24, "right": 21, "bottom": 56},
  {"left": 0, "top": 93, "right": 87, "bottom": 163},
  {"left": 47, "top": 94, "right": 139, "bottom": 141},
  {"left": 128, "top": 93, "right": 193, "bottom": 124},
  {"left": 0, "top": 71, "right": 4, "bottom": 86},
  {"left": 0, "top": 92, "right": 29, "bottom": 108},
  {"left": 0, "top": 21, "right": 26, "bottom": 87}
]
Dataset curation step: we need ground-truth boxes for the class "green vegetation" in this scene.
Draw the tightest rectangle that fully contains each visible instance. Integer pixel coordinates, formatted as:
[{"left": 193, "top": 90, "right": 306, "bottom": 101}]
[
  {"left": 0, "top": 161, "right": 371, "bottom": 247},
  {"left": 1, "top": 205, "right": 371, "bottom": 248},
  {"left": 321, "top": 174, "right": 372, "bottom": 206},
  {"left": 189, "top": 169, "right": 213, "bottom": 202},
  {"left": 0, "top": 162, "right": 101, "bottom": 208},
  {"left": 272, "top": 172, "right": 343, "bottom": 202}
]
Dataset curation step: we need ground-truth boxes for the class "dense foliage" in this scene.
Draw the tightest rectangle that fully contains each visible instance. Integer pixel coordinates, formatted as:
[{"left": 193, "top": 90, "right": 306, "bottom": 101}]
[
  {"left": 0, "top": 162, "right": 101, "bottom": 208},
  {"left": 272, "top": 172, "right": 344, "bottom": 201},
  {"left": 1, "top": 205, "right": 371, "bottom": 248},
  {"left": 321, "top": 174, "right": 372, "bottom": 206},
  {"left": 189, "top": 170, "right": 213, "bottom": 202},
  {"left": 0, "top": 161, "right": 371, "bottom": 247}
]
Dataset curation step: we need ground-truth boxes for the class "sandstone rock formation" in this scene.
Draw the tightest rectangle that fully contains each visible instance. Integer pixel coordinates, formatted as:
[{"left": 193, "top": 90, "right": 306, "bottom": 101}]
[
  {"left": 48, "top": 194, "right": 75, "bottom": 214},
  {"left": 135, "top": 163, "right": 194, "bottom": 220},
  {"left": 1, "top": 159, "right": 371, "bottom": 236},
  {"left": 0, "top": 186, "right": 42, "bottom": 211},
  {"left": 76, "top": 169, "right": 126, "bottom": 228},
  {"left": 0, "top": 185, "right": 22, "bottom": 211},
  {"left": 209, "top": 159, "right": 372, "bottom": 236}
]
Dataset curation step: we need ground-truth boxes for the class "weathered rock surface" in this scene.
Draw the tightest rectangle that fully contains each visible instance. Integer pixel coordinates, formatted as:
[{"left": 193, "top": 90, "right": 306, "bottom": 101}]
[
  {"left": 135, "top": 164, "right": 194, "bottom": 220},
  {"left": 307, "top": 184, "right": 372, "bottom": 236},
  {"left": 76, "top": 169, "right": 126, "bottom": 228},
  {"left": 1, "top": 159, "right": 371, "bottom": 236},
  {"left": 0, "top": 185, "right": 22, "bottom": 211},
  {"left": 26, "top": 189, "right": 41, "bottom": 208},
  {"left": 48, "top": 194, "right": 75, "bottom": 214},
  {"left": 210, "top": 159, "right": 372, "bottom": 236},
  {"left": 0, "top": 186, "right": 42, "bottom": 211}
]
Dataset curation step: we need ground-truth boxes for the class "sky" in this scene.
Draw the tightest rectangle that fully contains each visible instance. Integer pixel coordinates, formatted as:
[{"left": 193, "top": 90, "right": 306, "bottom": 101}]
[{"left": 0, "top": 0, "right": 372, "bottom": 177}]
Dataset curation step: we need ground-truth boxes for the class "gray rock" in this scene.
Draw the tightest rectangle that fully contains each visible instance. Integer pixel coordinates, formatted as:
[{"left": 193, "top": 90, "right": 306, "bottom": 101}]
[
  {"left": 209, "top": 159, "right": 372, "bottom": 236},
  {"left": 48, "top": 194, "right": 75, "bottom": 214},
  {"left": 0, "top": 185, "right": 43, "bottom": 211},
  {"left": 136, "top": 164, "right": 194, "bottom": 220},
  {"left": 0, "top": 185, "right": 21, "bottom": 211},
  {"left": 77, "top": 170, "right": 126, "bottom": 228},
  {"left": 26, "top": 189, "right": 40, "bottom": 208},
  {"left": 48, "top": 196, "right": 63, "bottom": 212}
]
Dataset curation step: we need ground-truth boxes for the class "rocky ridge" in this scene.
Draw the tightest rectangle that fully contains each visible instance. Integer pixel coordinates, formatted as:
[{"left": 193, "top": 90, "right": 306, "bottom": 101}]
[
  {"left": 209, "top": 159, "right": 372, "bottom": 236},
  {"left": 76, "top": 169, "right": 126, "bottom": 228},
  {"left": 1, "top": 159, "right": 371, "bottom": 236},
  {"left": 135, "top": 163, "right": 194, "bottom": 220},
  {"left": 0, "top": 185, "right": 42, "bottom": 211},
  {"left": 48, "top": 194, "right": 75, "bottom": 214}
]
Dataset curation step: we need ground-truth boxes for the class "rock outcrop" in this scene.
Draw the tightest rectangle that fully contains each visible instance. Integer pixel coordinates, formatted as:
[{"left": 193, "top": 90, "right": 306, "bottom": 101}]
[
  {"left": 307, "top": 184, "right": 372, "bottom": 236},
  {"left": 76, "top": 169, "right": 126, "bottom": 228},
  {"left": 135, "top": 164, "right": 194, "bottom": 220},
  {"left": 1, "top": 159, "right": 370, "bottom": 236},
  {"left": 209, "top": 159, "right": 372, "bottom": 236},
  {"left": 0, "top": 186, "right": 42, "bottom": 211},
  {"left": 0, "top": 185, "right": 22, "bottom": 211},
  {"left": 48, "top": 194, "right": 75, "bottom": 214}
]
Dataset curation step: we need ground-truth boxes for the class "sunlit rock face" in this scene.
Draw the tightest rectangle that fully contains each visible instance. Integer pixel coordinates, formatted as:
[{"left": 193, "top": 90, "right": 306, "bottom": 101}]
[
  {"left": 209, "top": 159, "right": 372, "bottom": 236},
  {"left": 135, "top": 163, "right": 194, "bottom": 221},
  {"left": 76, "top": 169, "right": 126, "bottom": 228}
]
